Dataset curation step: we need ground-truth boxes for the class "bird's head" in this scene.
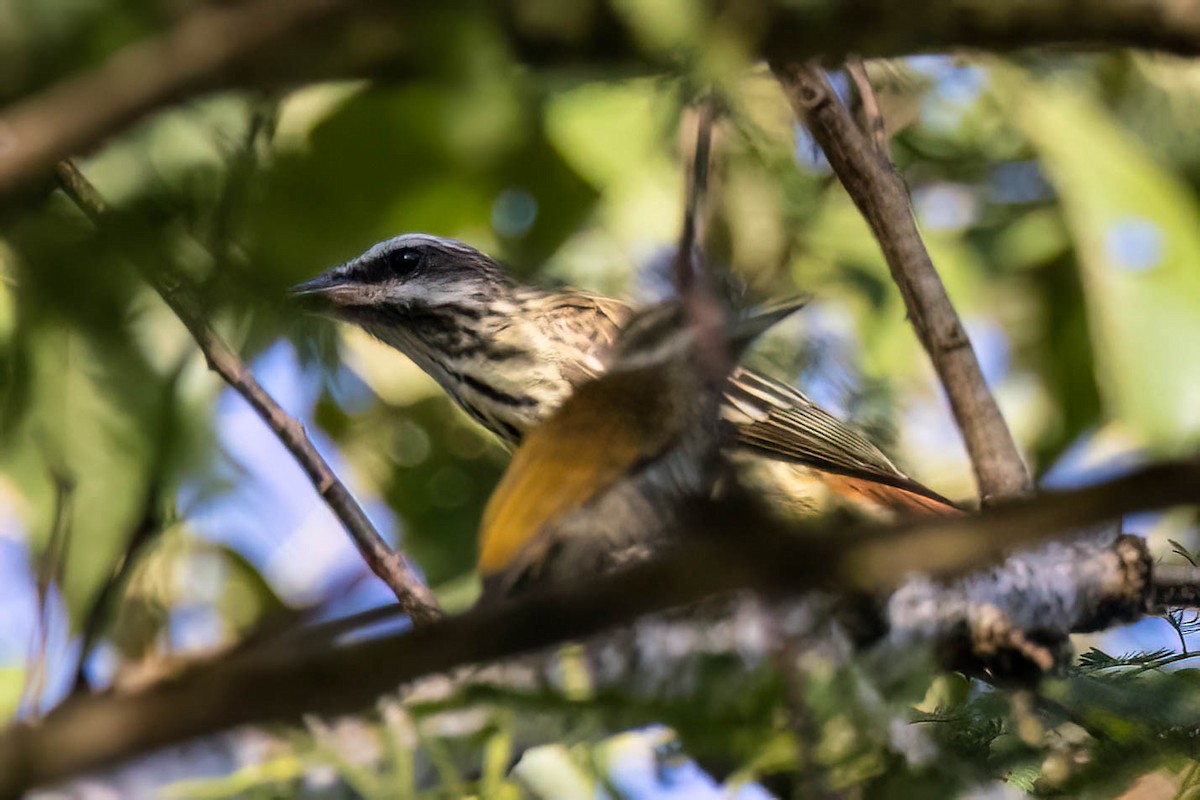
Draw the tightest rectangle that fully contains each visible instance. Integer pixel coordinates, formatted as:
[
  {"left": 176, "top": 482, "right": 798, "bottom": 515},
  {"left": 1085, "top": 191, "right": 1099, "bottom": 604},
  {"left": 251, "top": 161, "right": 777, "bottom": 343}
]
[
  {"left": 610, "top": 295, "right": 809, "bottom": 376},
  {"left": 290, "top": 234, "right": 511, "bottom": 324}
]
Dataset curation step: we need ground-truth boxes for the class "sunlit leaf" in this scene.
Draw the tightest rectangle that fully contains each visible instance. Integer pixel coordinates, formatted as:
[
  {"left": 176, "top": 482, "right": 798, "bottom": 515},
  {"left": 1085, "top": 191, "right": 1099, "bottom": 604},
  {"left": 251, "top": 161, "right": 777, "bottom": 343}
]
[
  {"left": 0, "top": 324, "right": 162, "bottom": 623},
  {"left": 995, "top": 66, "right": 1200, "bottom": 449}
]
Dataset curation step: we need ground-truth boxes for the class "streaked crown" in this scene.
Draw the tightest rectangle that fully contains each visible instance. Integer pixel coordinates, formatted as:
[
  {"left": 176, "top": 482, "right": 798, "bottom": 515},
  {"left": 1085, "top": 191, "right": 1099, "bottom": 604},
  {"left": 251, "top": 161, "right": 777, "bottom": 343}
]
[{"left": 290, "top": 234, "right": 510, "bottom": 317}]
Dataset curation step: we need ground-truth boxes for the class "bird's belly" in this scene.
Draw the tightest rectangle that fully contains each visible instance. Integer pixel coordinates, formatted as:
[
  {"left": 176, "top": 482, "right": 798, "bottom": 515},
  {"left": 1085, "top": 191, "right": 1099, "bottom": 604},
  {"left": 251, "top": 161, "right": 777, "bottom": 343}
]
[
  {"left": 536, "top": 482, "right": 676, "bottom": 586},
  {"left": 528, "top": 438, "right": 722, "bottom": 587}
]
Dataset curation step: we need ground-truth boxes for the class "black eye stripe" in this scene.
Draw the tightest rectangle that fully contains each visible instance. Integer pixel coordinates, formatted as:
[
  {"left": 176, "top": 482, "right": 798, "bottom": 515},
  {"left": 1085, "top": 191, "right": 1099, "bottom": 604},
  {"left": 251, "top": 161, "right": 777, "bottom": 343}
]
[{"left": 354, "top": 248, "right": 423, "bottom": 283}]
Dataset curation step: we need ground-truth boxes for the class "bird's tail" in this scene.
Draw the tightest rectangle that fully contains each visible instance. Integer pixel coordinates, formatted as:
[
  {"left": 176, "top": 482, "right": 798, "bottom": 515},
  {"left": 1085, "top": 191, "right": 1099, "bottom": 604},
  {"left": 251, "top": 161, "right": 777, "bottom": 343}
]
[{"left": 820, "top": 472, "right": 964, "bottom": 516}]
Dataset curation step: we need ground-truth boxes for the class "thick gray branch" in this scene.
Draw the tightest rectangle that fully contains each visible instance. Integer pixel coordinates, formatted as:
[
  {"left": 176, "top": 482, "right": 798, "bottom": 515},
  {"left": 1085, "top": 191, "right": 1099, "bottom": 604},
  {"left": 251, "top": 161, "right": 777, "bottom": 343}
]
[{"left": 2, "top": 459, "right": 1199, "bottom": 797}]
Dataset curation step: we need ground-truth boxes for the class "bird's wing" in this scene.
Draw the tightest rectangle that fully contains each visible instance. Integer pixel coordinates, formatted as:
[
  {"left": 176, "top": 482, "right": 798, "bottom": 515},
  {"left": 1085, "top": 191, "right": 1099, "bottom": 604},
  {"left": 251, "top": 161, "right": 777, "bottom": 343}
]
[
  {"left": 723, "top": 368, "right": 959, "bottom": 513},
  {"left": 530, "top": 290, "right": 632, "bottom": 383},
  {"left": 478, "top": 368, "right": 675, "bottom": 585}
]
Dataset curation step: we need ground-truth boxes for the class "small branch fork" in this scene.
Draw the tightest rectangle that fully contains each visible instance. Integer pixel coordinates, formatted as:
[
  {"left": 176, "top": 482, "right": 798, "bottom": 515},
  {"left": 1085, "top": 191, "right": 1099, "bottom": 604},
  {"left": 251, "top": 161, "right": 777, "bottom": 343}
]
[
  {"left": 846, "top": 57, "right": 888, "bottom": 153},
  {"left": 55, "top": 160, "right": 442, "bottom": 626},
  {"left": 771, "top": 61, "right": 1032, "bottom": 505}
]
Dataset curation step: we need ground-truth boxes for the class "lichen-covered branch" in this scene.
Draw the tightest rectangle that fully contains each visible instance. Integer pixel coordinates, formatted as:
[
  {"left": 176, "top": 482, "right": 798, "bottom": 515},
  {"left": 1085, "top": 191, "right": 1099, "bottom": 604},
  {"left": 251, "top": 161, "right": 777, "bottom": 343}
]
[{"left": 2, "top": 458, "right": 1199, "bottom": 797}]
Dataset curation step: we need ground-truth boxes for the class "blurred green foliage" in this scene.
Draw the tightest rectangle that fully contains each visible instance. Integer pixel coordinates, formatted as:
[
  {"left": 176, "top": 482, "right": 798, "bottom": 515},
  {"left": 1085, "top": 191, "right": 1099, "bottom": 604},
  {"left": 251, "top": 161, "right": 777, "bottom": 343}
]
[{"left": 2, "top": 1, "right": 1200, "bottom": 797}]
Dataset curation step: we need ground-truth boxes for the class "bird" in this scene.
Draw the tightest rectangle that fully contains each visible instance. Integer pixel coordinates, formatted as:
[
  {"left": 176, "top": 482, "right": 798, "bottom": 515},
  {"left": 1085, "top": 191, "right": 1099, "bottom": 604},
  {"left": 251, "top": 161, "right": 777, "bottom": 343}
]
[
  {"left": 291, "top": 233, "right": 958, "bottom": 517},
  {"left": 475, "top": 296, "right": 805, "bottom": 598}
]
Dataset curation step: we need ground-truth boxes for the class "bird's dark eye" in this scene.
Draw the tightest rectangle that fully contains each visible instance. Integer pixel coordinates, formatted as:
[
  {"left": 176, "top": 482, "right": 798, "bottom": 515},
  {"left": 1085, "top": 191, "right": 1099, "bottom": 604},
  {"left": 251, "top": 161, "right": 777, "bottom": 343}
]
[
  {"left": 350, "top": 241, "right": 427, "bottom": 285},
  {"left": 393, "top": 248, "right": 422, "bottom": 275}
]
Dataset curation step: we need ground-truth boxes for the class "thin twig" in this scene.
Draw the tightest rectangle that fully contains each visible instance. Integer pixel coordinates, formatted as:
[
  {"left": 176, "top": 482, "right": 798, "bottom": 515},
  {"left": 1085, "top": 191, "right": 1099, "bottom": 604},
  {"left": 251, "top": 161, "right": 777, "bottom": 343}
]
[
  {"left": 673, "top": 97, "right": 716, "bottom": 295},
  {"left": 73, "top": 365, "right": 184, "bottom": 691},
  {"left": 846, "top": 58, "right": 888, "bottom": 152},
  {"left": 54, "top": 160, "right": 442, "bottom": 625},
  {"left": 70, "top": 489, "right": 162, "bottom": 693},
  {"left": 674, "top": 96, "right": 730, "bottom": 386},
  {"left": 772, "top": 62, "right": 1032, "bottom": 505},
  {"left": 21, "top": 467, "right": 74, "bottom": 718}
]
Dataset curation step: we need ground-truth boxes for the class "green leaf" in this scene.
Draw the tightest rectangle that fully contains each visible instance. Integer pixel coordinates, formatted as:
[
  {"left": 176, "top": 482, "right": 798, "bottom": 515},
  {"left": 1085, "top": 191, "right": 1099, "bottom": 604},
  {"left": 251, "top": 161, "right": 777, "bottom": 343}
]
[
  {"left": 251, "top": 81, "right": 597, "bottom": 291},
  {"left": 0, "top": 325, "right": 162, "bottom": 624},
  {"left": 0, "top": 667, "right": 24, "bottom": 724},
  {"left": 994, "top": 65, "right": 1200, "bottom": 449},
  {"left": 512, "top": 744, "right": 596, "bottom": 800}
]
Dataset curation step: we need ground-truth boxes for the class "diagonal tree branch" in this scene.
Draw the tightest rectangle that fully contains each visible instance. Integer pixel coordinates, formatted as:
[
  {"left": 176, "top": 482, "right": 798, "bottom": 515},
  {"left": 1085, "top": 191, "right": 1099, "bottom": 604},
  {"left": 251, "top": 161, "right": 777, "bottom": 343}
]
[
  {"left": 772, "top": 62, "right": 1032, "bottom": 505},
  {"left": 54, "top": 160, "right": 442, "bottom": 626}
]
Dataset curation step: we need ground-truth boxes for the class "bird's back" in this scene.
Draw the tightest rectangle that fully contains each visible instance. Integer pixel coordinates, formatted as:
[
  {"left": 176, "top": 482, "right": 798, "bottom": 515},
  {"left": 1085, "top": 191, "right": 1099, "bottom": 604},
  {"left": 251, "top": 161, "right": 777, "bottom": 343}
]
[{"left": 517, "top": 293, "right": 959, "bottom": 516}]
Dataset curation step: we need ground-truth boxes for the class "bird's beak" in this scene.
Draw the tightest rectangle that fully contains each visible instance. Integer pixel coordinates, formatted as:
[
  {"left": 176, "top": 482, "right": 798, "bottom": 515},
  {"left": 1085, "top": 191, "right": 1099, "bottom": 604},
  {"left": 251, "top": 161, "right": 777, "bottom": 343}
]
[
  {"left": 289, "top": 272, "right": 336, "bottom": 298},
  {"left": 288, "top": 269, "right": 362, "bottom": 311}
]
